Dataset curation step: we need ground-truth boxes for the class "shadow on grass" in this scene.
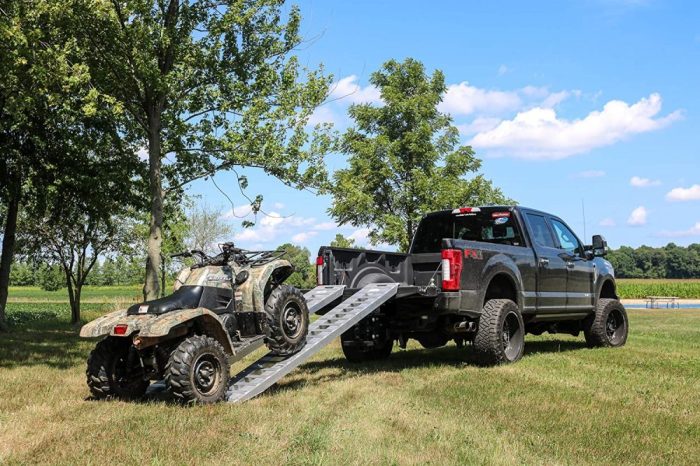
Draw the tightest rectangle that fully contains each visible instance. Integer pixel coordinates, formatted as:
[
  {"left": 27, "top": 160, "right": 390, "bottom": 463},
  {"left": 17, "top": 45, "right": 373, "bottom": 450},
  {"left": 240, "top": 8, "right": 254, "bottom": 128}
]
[
  {"left": 0, "top": 314, "right": 91, "bottom": 370},
  {"left": 265, "top": 338, "right": 589, "bottom": 396}
]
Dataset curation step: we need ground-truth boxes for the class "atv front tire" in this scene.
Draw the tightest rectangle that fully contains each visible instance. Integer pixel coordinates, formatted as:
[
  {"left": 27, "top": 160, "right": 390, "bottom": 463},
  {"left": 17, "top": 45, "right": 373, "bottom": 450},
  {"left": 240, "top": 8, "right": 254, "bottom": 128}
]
[
  {"left": 583, "top": 299, "right": 628, "bottom": 348},
  {"left": 166, "top": 335, "right": 230, "bottom": 404},
  {"left": 473, "top": 299, "right": 525, "bottom": 366},
  {"left": 264, "top": 285, "right": 309, "bottom": 356},
  {"left": 86, "top": 337, "right": 148, "bottom": 400}
]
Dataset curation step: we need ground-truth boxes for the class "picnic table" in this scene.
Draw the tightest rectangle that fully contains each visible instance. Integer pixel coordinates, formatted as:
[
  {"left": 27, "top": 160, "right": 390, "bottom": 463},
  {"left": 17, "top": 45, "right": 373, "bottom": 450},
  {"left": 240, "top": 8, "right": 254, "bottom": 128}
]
[{"left": 645, "top": 296, "right": 680, "bottom": 309}]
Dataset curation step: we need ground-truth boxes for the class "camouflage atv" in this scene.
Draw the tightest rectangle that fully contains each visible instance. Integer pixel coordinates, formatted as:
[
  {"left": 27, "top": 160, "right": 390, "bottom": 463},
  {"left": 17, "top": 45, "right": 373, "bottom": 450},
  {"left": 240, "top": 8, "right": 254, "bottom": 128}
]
[{"left": 80, "top": 242, "right": 309, "bottom": 404}]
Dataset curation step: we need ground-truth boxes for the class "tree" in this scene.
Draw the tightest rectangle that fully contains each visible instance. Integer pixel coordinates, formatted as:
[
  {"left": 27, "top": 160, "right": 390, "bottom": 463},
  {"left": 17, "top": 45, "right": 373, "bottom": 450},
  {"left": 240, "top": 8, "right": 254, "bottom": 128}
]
[
  {"left": 276, "top": 243, "right": 314, "bottom": 289},
  {"left": 72, "top": 0, "right": 334, "bottom": 300},
  {"left": 329, "top": 58, "right": 512, "bottom": 251},
  {"left": 0, "top": 1, "right": 129, "bottom": 329},
  {"left": 330, "top": 234, "right": 355, "bottom": 249},
  {"left": 185, "top": 203, "right": 232, "bottom": 253}
]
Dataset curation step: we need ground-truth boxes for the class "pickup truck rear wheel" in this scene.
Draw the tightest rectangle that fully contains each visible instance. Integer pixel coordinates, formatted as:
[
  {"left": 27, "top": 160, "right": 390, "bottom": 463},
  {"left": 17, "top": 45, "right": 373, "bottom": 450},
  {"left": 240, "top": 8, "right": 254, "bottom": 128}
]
[
  {"left": 583, "top": 298, "right": 628, "bottom": 348},
  {"left": 474, "top": 299, "right": 525, "bottom": 366}
]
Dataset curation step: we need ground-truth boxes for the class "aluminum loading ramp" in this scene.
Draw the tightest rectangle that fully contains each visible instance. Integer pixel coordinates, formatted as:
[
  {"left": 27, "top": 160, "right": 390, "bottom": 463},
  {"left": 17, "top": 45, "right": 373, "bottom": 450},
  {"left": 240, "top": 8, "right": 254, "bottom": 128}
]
[{"left": 226, "top": 283, "right": 400, "bottom": 403}]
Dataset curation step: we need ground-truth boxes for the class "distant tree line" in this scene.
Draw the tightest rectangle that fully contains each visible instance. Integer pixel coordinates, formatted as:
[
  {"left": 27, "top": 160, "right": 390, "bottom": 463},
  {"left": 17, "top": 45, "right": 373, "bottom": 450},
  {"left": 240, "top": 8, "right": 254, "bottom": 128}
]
[{"left": 607, "top": 243, "right": 700, "bottom": 279}]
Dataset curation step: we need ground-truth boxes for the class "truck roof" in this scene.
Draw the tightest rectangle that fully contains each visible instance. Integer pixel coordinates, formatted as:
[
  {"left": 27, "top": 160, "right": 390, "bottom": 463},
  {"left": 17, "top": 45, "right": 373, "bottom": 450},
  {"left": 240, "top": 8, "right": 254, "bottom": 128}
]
[{"left": 424, "top": 205, "right": 553, "bottom": 218}]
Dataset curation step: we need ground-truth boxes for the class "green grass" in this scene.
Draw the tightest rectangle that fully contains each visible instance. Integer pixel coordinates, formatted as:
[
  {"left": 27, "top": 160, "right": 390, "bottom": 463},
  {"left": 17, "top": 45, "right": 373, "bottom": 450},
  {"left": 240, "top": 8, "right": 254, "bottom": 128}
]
[
  {"left": 616, "top": 279, "right": 700, "bottom": 299},
  {"left": 7, "top": 285, "right": 143, "bottom": 303},
  {"left": 1, "top": 291, "right": 700, "bottom": 464}
]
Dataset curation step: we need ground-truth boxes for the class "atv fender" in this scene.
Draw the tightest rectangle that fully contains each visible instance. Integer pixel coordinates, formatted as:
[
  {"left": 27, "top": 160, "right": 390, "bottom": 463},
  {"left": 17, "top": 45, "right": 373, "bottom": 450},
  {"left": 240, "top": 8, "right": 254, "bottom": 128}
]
[
  {"left": 80, "top": 307, "right": 234, "bottom": 355},
  {"left": 138, "top": 307, "right": 234, "bottom": 354},
  {"left": 237, "top": 259, "right": 293, "bottom": 313}
]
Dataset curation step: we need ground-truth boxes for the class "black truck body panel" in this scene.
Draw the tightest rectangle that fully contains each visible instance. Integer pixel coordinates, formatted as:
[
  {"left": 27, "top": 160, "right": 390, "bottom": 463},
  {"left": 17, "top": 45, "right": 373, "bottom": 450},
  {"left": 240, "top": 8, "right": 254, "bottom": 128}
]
[{"left": 317, "top": 206, "right": 617, "bottom": 334}]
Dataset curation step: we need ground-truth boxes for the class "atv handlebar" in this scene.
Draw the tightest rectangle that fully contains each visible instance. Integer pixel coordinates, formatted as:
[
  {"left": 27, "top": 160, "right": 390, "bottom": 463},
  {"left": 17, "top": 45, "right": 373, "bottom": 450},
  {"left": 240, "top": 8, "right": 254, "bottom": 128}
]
[{"left": 169, "top": 242, "right": 285, "bottom": 268}]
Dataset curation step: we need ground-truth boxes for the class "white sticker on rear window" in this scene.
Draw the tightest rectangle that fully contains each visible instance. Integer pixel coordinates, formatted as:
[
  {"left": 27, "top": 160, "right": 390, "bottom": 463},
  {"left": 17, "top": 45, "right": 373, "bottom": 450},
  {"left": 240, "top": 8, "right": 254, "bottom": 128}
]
[{"left": 495, "top": 217, "right": 509, "bottom": 225}]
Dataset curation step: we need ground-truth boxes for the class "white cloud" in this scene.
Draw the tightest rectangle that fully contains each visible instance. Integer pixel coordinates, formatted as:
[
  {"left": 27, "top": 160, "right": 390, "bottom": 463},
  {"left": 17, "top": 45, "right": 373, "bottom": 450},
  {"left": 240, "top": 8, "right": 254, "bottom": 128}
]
[
  {"left": 470, "top": 93, "right": 682, "bottom": 159},
  {"left": 232, "top": 213, "right": 315, "bottom": 244},
  {"left": 599, "top": 218, "right": 616, "bottom": 227},
  {"left": 497, "top": 64, "right": 509, "bottom": 76},
  {"left": 312, "top": 222, "right": 338, "bottom": 231},
  {"left": 348, "top": 228, "right": 371, "bottom": 245},
  {"left": 574, "top": 170, "right": 606, "bottom": 178},
  {"left": 273, "top": 202, "right": 285, "bottom": 210},
  {"left": 328, "top": 75, "right": 381, "bottom": 104},
  {"left": 456, "top": 117, "right": 503, "bottom": 136},
  {"left": 627, "top": 206, "right": 648, "bottom": 226},
  {"left": 630, "top": 176, "right": 661, "bottom": 187},
  {"left": 666, "top": 184, "right": 700, "bottom": 201},
  {"left": 291, "top": 231, "right": 317, "bottom": 244},
  {"left": 657, "top": 222, "right": 700, "bottom": 238},
  {"left": 307, "top": 106, "right": 337, "bottom": 126},
  {"left": 439, "top": 82, "right": 522, "bottom": 116},
  {"left": 221, "top": 204, "right": 253, "bottom": 219}
]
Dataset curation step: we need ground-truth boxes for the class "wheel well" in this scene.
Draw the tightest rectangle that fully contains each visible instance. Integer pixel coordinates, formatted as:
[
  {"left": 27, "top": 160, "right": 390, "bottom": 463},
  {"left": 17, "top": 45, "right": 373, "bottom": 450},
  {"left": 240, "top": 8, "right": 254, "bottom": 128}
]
[
  {"left": 191, "top": 315, "right": 233, "bottom": 355},
  {"left": 484, "top": 273, "right": 518, "bottom": 306},
  {"left": 600, "top": 280, "right": 617, "bottom": 299}
]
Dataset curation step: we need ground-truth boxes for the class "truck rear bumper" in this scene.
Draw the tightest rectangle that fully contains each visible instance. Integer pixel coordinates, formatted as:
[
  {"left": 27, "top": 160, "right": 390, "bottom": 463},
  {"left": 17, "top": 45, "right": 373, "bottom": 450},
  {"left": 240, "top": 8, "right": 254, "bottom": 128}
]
[{"left": 435, "top": 290, "right": 481, "bottom": 318}]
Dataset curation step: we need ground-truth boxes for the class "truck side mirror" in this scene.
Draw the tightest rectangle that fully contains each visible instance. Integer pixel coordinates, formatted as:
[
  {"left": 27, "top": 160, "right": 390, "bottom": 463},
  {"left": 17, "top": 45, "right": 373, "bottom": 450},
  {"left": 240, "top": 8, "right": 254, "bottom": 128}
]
[{"left": 592, "top": 234, "right": 608, "bottom": 257}]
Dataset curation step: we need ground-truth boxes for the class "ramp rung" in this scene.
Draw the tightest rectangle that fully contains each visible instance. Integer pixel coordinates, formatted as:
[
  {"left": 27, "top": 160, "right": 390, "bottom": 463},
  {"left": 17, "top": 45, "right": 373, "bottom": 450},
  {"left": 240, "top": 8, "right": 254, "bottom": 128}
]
[{"left": 225, "top": 283, "right": 399, "bottom": 403}]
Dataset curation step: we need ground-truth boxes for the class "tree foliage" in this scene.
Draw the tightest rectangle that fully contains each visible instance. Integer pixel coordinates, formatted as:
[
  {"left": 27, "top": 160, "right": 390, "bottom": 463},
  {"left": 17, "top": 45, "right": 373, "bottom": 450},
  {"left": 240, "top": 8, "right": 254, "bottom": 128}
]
[
  {"left": 329, "top": 58, "right": 512, "bottom": 252},
  {"left": 607, "top": 243, "right": 700, "bottom": 279},
  {"left": 70, "top": 0, "right": 334, "bottom": 299},
  {"left": 330, "top": 234, "right": 355, "bottom": 249},
  {"left": 185, "top": 203, "right": 233, "bottom": 254},
  {"left": 276, "top": 243, "right": 315, "bottom": 289}
]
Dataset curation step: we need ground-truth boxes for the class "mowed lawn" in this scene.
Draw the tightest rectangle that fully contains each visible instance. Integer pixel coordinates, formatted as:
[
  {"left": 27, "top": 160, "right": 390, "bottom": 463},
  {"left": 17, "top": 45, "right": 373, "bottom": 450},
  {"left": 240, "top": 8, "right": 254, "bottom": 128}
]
[{"left": 1, "top": 290, "right": 699, "bottom": 465}]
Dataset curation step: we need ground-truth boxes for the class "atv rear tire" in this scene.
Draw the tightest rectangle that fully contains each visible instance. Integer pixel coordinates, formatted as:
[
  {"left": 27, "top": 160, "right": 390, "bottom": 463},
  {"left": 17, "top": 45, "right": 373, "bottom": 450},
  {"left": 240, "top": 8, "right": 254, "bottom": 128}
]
[
  {"left": 583, "top": 299, "right": 628, "bottom": 348},
  {"left": 166, "top": 335, "right": 230, "bottom": 404},
  {"left": 264, "top": 285, "right": 309, "bottom": 356},
  {"left": 473, "top": 299, "right": 525, "bottom": 366},
  {"left": 86, "top": 337, "right": 148, "bottom": 400}
]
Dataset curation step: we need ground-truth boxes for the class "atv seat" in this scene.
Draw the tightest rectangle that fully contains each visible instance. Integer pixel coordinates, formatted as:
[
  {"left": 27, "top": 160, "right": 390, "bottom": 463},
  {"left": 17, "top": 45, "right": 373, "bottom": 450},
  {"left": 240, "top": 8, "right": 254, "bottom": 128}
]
[{"left": 127, "top": 286, "right": 205, "bottom": 315}]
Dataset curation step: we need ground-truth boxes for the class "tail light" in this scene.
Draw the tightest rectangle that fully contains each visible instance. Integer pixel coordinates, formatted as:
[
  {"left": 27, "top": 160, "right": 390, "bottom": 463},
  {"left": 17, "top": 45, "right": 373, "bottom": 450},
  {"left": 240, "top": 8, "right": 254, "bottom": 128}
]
[
  {"left": 316, "top": 256, "right": 324, "bottom": 285},
  {"left": 441, "top": 249, "right": 463, "bottom": 291}
]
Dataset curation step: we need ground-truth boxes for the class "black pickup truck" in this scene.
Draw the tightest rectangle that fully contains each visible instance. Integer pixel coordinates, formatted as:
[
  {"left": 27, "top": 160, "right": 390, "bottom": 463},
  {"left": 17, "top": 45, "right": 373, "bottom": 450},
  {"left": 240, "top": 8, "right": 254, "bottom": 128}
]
[{"left": 316, "top": 206, "right": 628, "bottom": 365}]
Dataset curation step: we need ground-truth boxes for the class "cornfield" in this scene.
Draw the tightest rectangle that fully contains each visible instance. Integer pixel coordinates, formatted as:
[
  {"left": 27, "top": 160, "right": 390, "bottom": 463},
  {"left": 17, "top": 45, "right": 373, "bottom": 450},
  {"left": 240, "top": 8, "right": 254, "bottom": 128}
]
[{"left": 616, "top": 279, "right": 700, "bottom": 299}]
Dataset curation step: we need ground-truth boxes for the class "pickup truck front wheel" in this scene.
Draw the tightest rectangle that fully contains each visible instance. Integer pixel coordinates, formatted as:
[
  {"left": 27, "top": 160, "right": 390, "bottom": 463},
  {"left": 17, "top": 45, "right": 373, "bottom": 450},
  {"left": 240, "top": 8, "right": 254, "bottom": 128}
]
[
  {"left": 583, "top": 298, "right": 628, "bottom": 348},
  {"left": 474, "top": 299, "right": 525, "bottom": 366}
]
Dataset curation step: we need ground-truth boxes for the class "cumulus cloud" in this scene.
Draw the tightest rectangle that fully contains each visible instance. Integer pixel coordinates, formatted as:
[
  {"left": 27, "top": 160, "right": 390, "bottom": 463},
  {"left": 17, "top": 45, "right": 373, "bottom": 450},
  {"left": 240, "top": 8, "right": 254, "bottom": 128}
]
[
  {"left": 328, "top": 75, "right": 381, "bottom": 104},
  {"left": 470, "top": 93, "right": 682, "bottom": 159},
  {"left": 221, "top": 204, "right": 253, "bottom": 219},
  {"left": 348, "top": 228, "right": 371, "bottom": 245},
  {"left": 574, "top": 170, "right": 606, "bottom": 178},
  {"left": 497, "top": 64, "right": 509, "bottom": 76},
  {"left": 657, "top": 222, "right": 700, "bottom": 238},
  {"left": 233, "top": 212, "right": 314, "bottom": 244},
  {"left": 627, "top": 206, "right": 648, "bottom": 226},
  {"left": 599, "top": 218, "right": 616, "bottom": 227},
  {"left": 666, "top": 184, "right": 700, "bottom": 201},
  {"left": 630, "top": 176, "right": 661, "bottom": 187},
  {"left": 291, "top": 231, "right": 317, "bottom": 244},
  {"left": 439, "top": 82, "right": 522, "bottom": 116},
  {"left": 312, "top": 222, "right": 338, "bottom": 231}
]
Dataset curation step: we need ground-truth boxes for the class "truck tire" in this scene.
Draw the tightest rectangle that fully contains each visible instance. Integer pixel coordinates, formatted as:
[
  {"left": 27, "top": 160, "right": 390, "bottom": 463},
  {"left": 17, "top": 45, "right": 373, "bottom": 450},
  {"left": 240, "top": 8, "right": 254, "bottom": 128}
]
[
  {"left": 473, "top": 299, "right": 525, "bottom": 366},
  {"left": 583, "top": 298, "right": 628, "bottom": 348},
  {"left": 86, "top": 337, "right": 148, "bottom": 400},
  {"left": 265, "top": 285, "right": 309, "bottom": 356},
  {"left": 341, "top": 331, "right": 393, "bottom": 362},
  {"left": 165, "top": 335, "right": 230, "bottom": 404}
]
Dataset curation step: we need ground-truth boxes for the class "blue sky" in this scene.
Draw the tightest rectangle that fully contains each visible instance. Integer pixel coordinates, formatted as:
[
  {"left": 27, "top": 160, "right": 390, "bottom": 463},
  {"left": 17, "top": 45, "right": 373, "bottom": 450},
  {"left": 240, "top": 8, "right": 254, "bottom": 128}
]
[{"left": 188, "top": 0, "right": 700, "bottom": 254}]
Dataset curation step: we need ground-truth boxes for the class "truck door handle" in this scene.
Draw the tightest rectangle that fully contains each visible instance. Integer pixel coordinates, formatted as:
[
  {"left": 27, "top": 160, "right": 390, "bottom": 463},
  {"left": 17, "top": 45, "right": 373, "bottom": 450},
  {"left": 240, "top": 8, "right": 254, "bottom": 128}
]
[{"left": 539, "top": 258, "right": 549, "bottom": 267}]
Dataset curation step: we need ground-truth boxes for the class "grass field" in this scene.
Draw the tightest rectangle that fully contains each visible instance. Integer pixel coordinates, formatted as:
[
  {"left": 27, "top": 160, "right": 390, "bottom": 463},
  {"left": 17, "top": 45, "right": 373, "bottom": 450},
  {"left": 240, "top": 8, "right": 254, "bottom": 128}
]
[
  {"left": 616, "top": 279, "right": 700, "bottom": 299},
  {"left": 1, "top": 289, "right": 700, "bottom": 465}
]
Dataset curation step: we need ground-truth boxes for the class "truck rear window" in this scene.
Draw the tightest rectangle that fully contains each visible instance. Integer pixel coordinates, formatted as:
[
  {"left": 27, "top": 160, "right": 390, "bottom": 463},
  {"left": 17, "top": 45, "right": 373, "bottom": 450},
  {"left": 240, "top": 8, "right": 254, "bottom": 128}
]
[{"left": 411, "top": 210, "right": 524, "bottom": 253}]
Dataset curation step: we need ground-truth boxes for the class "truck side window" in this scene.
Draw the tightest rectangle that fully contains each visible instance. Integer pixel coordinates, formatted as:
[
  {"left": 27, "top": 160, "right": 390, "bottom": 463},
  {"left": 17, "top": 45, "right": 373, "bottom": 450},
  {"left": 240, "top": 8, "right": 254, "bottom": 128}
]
[
  {"left": 550, "top": 219, "right": 581, "bottom": 255},
  {"left": 526, "top": 214, "right": 557, "bottom": 248}
]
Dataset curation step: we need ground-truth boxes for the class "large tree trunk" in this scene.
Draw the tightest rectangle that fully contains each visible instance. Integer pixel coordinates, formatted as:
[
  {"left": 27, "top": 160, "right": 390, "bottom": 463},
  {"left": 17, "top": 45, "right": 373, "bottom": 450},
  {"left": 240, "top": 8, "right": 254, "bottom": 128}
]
[
  {"left": 144, "top": 110, "right": 164, "bottom": 300},
  {"left": 0, "top": 185, "right": 20, "bottom": 331},
  {"left": 70, "top": 283, "right": 82, "bottom": 325}
]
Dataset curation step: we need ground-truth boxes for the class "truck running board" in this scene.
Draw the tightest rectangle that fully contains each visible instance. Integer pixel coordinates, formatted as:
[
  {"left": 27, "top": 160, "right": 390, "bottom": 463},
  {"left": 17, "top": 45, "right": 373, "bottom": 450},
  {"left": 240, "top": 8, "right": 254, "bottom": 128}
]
[{"left": 225, "top": 283, "right": 399, "bottom": 403}]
